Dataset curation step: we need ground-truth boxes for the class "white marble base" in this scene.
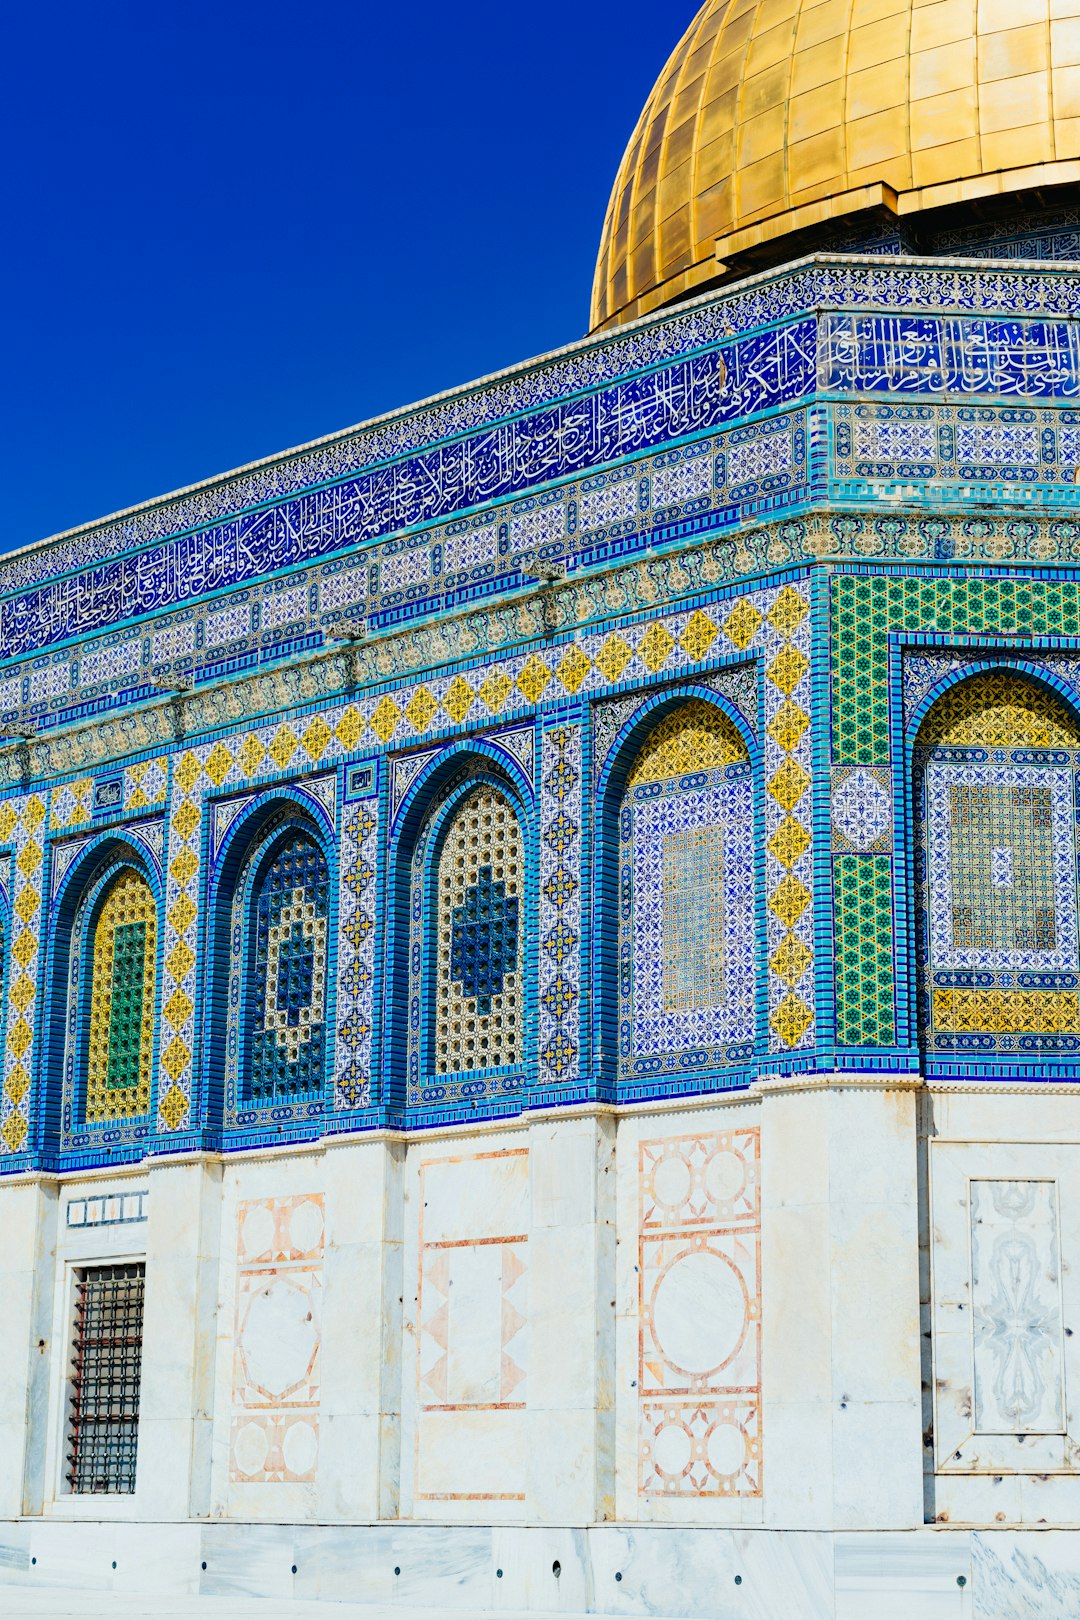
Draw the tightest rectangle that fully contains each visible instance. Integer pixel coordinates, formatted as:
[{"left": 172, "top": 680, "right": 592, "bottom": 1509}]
[{"left": 3, "top": 1522, "right": 1079, "bottom": 1617}]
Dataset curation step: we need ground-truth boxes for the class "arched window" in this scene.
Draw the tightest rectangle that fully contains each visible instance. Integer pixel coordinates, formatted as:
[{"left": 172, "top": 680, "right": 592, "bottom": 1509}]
[
  {"left": 914, "top": 671, "right": 1080, "bottom": 1065},
  {"left": 83, "top": 867, "right": 157, "bottom": 1123},
  {"left": 407, "top": 780, "right": 525, "bottom": 1101},
  {"left": 615, "top": 699, "right": 755, "bottom": 1082},
  {"left": 244, "top": 831, "right": 330, "bottom": 1103}
]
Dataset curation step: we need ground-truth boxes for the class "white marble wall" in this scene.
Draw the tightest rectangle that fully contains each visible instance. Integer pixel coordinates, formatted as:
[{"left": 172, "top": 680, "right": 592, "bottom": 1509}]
[
  {"left": 6, "top": 1081, "right": 1080, "bottom": 1612},
  {"left": 925, "top": 1090, "right": 1080, "bottom": 1527}
]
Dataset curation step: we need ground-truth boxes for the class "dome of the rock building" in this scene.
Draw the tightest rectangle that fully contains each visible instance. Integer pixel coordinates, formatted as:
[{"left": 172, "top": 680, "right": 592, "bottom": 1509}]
[{"left": 591, "top": 0, "right": 1080, "bottom": 330}]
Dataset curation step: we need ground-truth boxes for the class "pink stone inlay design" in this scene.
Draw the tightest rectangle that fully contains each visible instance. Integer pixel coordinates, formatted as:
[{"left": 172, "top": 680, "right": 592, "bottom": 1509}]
[
  {"left": 229, "top": 1193, "right": 324, "bottom": 1485},
  {"left": 638, "top": 1128, "right": 761, "bottom": 1498}
]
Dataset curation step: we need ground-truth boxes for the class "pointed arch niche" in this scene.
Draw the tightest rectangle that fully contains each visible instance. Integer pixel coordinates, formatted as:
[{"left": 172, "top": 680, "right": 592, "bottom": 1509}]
[
  {"left": 209, "top": 802, "right": 333, "bottom": 1132},
  {"left": 51, "top": 844, "right": 161, "bottom": 1150},
  {"left": 605, "top": 696, "right": 757, "bottom": 1089},
  {"left": 394, "top": 755, "right": 532, "bottom": 1116},
  {"left": 913, "top": 669, "right": 1080, "bottom": 1071}
]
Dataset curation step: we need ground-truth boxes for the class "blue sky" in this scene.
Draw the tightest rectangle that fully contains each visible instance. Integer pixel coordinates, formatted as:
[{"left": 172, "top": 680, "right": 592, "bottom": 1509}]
[{"left": 0, "top": 2, "right": 696, "bottom": 552}]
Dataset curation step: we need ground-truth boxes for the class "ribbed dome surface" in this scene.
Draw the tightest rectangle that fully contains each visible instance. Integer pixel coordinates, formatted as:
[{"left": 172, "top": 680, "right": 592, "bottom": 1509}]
[{"left": 591, "top": 0, "right": 1080, "bottom": 331}]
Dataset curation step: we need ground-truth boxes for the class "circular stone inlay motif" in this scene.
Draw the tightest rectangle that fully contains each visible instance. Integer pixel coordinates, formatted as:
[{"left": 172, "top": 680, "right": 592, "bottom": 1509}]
[
  {"left": 651, "top": 1249, "right": 747, "bottom": 1376},
  {"left": 706, "top": 1420, "right": 746, "bottom": 1480},
  {"left": 651, "top": 1153, "right": 693, "bottom": 1211},
  {"left": 652, "top": 1419, "right": 693, "bottom": 1478},
  {"left": 704, "top": 1147, "right": 747, "bottom": 1207}
]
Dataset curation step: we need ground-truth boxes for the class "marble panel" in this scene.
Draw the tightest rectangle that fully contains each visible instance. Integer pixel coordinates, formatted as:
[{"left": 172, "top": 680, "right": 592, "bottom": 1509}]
[
  {"left": 834, "top": 1531, "right": 970, "bottom": 1620},
  {"left": 410, "top": 1144, "right": 530, "bottom": 1512},
  {"left": 229, "top": 1192, "right": 325, "bottom": 1488},
  {"left": 931, "top": 1141, "right": 1080, "bottom": 1488}
]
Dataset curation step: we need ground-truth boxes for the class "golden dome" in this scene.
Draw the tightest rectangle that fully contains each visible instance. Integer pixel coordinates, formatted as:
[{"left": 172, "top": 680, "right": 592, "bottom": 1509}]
[{"left": 591, "top": 0, "right": 1080, "bottom": 331}]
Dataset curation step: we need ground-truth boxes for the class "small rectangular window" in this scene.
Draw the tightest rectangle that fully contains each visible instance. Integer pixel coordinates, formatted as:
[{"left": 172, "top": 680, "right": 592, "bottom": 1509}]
[{"left": 66, "top": 1262, "right": 145, "bottom": 1494}]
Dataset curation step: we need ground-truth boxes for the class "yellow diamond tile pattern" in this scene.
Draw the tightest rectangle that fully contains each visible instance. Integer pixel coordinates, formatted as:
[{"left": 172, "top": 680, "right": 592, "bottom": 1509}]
[
  {"left": 302, "top": 716, "right": 332, "bottom": 762},
  {"left": 638, "top": 621, "right": 675, "bottom": 673},
  {"left": 1, "top": 1114, "right": 26, "bottom": 1152},
  {"left": 768, "top": 701, "right": 810, "bottom": 753},
  {"left": 168, "top": 894, "right": 197, "bottom": 934},
  {"left": 335, "top": 707, "right": 364, "bottom": 749},
  {"left": 172, "top": 800, "right": 200, "bottom": 840},
  {"left": 239, "top": 734, "right": 267, "bottom": 776},
  {"left": 270, "top": 725, "right": 299, "bottom": 767},
  {"left": 161, "top": 1037, "right": 191, "bottom": 1082},
  {"left": 204, "top": 741, "right": 233, "bottom": 786},
  {"left": 679, "top": 610, "right": 719, "bottom": 660},
  {"left": 16, "top": 842, "right": 41, "bottom": 878},
  {"left": 594, "top": 634, "right": 631, "bottom": 682},
  {"left": 4, "top": 1064, "right": 29, "bottom": 1107},
  {"left": 175, "top": 752, "right": 201, "bottom": 793},
  {"left": 166, "top": 940, "right": 195, "bottom": 982},
  {"left": 9, "top": 976, "right": 33, "bottom": 1012},
  {"left": 163, "top": 988, "right": 194, "bottom": 1029},
  {"left": 479, "top": 673, "right": 512, "bottom": 713},
  {"left": 724, "top": 599, "right": 763, "bottom": 650},
  {"left": 771, "top": 935, "right": 812, "bottom": 987},
  {"left": 770, "top": 873, "right": 810, "bottom": 929},
  {"left": 170, "top": 848, "right": 198, "bottom": 887},
  {"left": 0, "top": 804, "right": 16, "bottom": 841},
  {"left": 768, "top": 758, "right": 810, "bottom": 811},
  {"left": 768, "top": 817, "right": 812, "bottom": 870},
  {"left": 370, "top": 697, "right": 401, "bottom": 743},
  {"left": 771, "top": 992, "right": 813, "bottom": 1048},
  {"left": 8, "top": 1019, "right": 31, "bottom": 1059},
  {"left": 160, "top": 1085, "right": 189, "bottom": 1130},
  {"left": 517, "top": 656, "right": 551, "bottom": 703},
  {"left": 557, "top": 646, "right": 591, "bottom": 694},
  {"left": 443, "top": 677, "right": 475, "bottom": 723},
  {"left": 767, "top": 586, "right": 809, "bottom": 639},
  {"left": 767, "top": 645, "right": 809, "bottom": 696},
  {"left": 15, "top": 888, "right": 39, "bottom": 925}
]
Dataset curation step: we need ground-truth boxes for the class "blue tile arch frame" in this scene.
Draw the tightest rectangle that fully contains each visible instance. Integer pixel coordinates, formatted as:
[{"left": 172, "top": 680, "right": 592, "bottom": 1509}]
[
  {"left": 590, "top": 673, "right": 769, "bottom": 1107},
  {"left": 199, "top": 781, "right": 340, "bottom": 1149},
  {"left": 382, "top": 735, "right": 537, "bottom": 1131},
  {"left": 36, "top": 831, "right": 166, "bottom": 1170},
  {"left": 891, "top": 633, "right": 1080, "bottom": 1082}
]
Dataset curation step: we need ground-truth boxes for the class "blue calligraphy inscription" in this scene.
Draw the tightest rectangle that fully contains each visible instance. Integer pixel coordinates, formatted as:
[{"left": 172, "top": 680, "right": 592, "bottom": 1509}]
[
  {"left": 822, "top": 314, "right": 1080, "bottom": 400},
  {"left": 0, "top": 320, "right": 817, "bottom": 660}
]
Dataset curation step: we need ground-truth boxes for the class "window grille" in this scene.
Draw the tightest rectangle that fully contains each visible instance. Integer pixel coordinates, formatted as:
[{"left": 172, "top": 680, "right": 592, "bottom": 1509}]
[{"left": 66, "top": 1262, "right": 145, "bottom": 1494}]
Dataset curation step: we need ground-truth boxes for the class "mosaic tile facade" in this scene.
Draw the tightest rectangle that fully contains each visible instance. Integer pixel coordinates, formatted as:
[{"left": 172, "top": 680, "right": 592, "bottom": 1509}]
[
  {"left": 618, "top": 703, "right": 755, "bottom": 1081},
  {"left": 84, "top": 870, "right": 157, "bottom": 1124},
  {"left": 247, "top": 835, "right": 330, "bottom": 1103},
  {"left": 406, "top": 782, "right": 526, "bottom": 1106},
  {"left": 10, "top": 250, "right": 1080, "bottom": 1169},
  {"left": 915, "top": 675, "right": 1080, "bottom": 1061},
  {"left": 538, "top": 722, "right": 582, "bottom": 1095}
]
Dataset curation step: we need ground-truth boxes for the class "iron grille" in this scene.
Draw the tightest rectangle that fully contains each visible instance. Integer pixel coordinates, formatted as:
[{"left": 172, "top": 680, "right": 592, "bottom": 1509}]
[{"left": 66, "top": 1262, "right": 144, "bottom": 1494}]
